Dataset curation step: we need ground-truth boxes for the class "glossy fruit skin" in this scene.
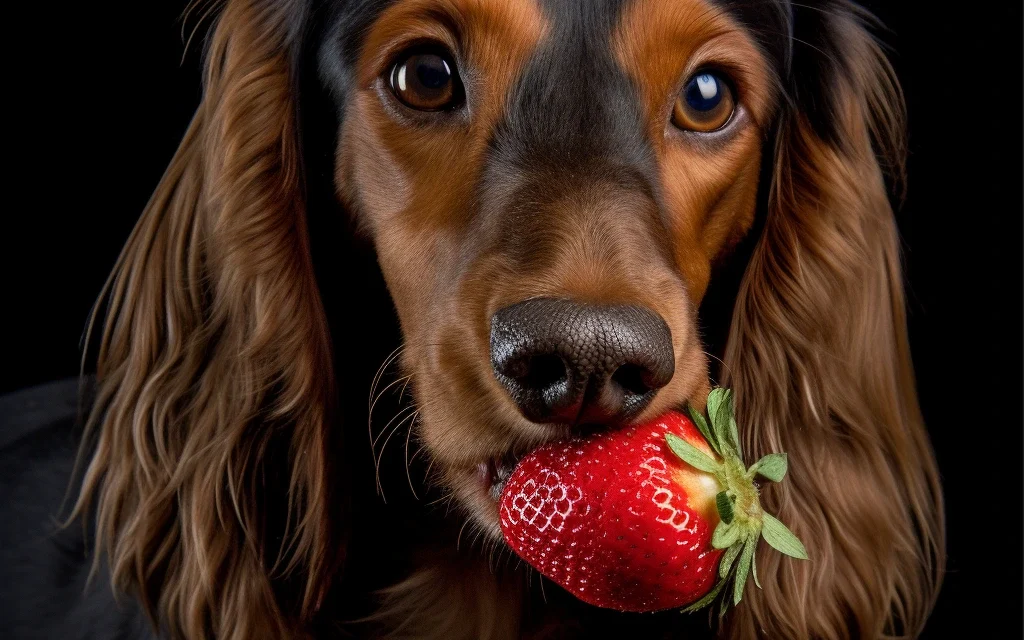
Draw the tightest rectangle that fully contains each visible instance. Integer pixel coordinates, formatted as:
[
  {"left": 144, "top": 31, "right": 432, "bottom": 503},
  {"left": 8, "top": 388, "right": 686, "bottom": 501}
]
[{"left": 499, "top": 412, "right": 725, "bottom": 611}]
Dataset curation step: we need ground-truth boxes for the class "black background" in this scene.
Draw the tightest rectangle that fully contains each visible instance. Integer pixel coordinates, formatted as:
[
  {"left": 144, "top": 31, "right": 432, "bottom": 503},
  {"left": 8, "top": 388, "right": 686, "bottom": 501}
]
[{"left": 4, "top": 1, "right": 1021, "bottom": 637}]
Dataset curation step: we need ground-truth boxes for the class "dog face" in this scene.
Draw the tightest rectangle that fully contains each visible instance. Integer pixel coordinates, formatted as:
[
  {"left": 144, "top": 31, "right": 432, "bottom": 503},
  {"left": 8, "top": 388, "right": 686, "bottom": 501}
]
[{"left": 324, "top": 0, "right": 775, "bottom": 535}]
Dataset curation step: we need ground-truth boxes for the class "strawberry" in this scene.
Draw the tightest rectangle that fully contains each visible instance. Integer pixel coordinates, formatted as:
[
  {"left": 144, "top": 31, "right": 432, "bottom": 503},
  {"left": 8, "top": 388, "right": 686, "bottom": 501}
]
[{"left": 499, "top": 388, "right": 806, "bottom": 614}]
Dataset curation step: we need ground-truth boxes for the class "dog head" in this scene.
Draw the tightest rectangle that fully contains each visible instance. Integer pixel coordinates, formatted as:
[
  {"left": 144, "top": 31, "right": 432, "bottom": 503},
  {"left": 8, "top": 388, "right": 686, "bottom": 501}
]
[
  {"left": 75, "top": 1, "right": 944, "bottom": 638},
  {"left": 323, "top": 0, "right": 779, "bottom": 535}
]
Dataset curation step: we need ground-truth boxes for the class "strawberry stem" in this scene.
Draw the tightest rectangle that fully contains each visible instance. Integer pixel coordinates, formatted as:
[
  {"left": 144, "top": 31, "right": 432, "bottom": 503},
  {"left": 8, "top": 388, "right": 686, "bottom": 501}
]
[{"left": 673, "top": 387, "right": 808, "bottom": 617}]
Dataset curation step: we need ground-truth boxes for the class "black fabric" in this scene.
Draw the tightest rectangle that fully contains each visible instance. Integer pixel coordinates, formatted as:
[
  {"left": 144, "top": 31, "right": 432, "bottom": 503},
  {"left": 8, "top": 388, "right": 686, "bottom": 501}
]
[{"left": 0, "top": 378, "right": 156, "bottom": 640}]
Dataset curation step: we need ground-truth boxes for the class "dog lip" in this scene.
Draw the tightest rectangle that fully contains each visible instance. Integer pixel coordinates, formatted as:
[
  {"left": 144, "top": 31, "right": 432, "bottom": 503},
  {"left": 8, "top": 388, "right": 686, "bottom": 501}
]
[
  {"left": 476, "top": 460, "right": 493, "bottom": 487},
  {"left": 481, "top": 453, "right": 523, "bottom": 501}
]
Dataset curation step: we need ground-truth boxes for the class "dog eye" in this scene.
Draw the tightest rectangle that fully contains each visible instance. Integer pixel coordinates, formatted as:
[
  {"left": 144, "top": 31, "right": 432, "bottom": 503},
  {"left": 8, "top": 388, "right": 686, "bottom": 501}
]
[
  {"left": 672, "top": 71, "right": 735, "bottom": 132},
  {"left": 389, "top": 48, "right": 462, "bottom": 112}
]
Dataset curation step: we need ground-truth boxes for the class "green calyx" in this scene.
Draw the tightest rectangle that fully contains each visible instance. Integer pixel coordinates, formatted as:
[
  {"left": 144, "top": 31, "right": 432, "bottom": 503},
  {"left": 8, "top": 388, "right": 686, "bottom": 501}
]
[{"left": 664, "top": 387, "right": 808, "bottom": 618}]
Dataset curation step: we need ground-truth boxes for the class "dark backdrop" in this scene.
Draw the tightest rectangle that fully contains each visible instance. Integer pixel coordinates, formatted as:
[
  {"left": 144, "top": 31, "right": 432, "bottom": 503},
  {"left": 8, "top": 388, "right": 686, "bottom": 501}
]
[{"left": 5, "top": 1, "right": 1021, "bottom": 637}]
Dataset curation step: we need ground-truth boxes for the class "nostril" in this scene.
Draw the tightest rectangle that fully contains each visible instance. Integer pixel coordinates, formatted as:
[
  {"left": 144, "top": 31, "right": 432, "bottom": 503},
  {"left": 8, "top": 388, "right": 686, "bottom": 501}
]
[
  {"left": 519, "top": 353, "right": 567, "bottom": 390},
  {"left": 610, "top": 363, "right": 653, "bottom": 396}
]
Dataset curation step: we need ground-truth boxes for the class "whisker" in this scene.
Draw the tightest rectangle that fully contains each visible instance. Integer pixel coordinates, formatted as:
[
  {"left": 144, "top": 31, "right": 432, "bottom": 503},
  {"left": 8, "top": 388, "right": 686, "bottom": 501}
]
[
  {"left": 367, "top": 347, "right": 407, "bottom": 488},
  {"left": 366, "top": 346, "right": 401, "bottom": 417},
  {"left": 374, "top": 407, "right": 419, "bottom": 500},
  {"left": 368, "top": 346, "right": 405, "bottom": 415},
  {"left": 368, "top": 373, "right": 413, "bottom": 466},
  {"left": 423, "top": 449, "right": 439, "bottom": 485},
  {"left": 455, "top": 519, "right": 471, "bottom": 551},
  {"left": 425, "top": 491, "right": 453, "bottom": 508},
  {"left": 502, "top": 545, "right": 518, "bottom": 573},
  {"left": 404, "top": 411, "right": 421, "bottom": 500},
  {"left": 371, "top": 402, "right": 416, "bottom": 452},
  {"left": 408, "top": 443, "right": 428, "bottom": 467},
  {"left": 467, "top": 526, "right": 481, "bottom": 555},
  {"left": 397, "top": 374, "right": 413, "bottom": 404},
  {"left": 702, "top": 350, "right": 732, "bottom": 379},
  {"left": 488, "top": 536, "right": 506, "bottom": 575}
]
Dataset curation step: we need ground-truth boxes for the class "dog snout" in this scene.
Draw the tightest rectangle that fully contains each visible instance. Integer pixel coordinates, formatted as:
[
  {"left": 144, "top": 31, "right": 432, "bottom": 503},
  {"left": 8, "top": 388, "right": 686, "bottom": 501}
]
[{"left": 489, "top": 298, "right": 674, "bottom": 426}]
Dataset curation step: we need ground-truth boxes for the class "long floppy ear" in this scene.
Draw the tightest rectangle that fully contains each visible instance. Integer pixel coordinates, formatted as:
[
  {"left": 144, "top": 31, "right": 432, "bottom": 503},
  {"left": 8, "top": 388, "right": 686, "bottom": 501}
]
[
  {"left": 72, "top": 1, "right": 339, "bottom": 638},
  {"left": 721, "top": 4, "right": 944, "bottom": 638}
]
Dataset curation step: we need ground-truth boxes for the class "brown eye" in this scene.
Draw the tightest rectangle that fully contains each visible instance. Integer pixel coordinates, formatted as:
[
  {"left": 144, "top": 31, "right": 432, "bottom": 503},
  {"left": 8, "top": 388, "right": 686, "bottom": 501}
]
[
  {"left": 672, "top": 72, "right": 735, "bottom": 132},
  {"left": 389, "top": 49, "right": 462, "bottom": 111}
]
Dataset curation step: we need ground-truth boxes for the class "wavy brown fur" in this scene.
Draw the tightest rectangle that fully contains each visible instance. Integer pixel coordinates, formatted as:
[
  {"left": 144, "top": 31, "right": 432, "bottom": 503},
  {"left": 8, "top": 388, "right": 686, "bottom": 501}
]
[
  {"left": 720, "top": 11, "right": 944, "bottom": 639},
  {"left": 71, "top": 1, "right": 338, "bottom": 638}
]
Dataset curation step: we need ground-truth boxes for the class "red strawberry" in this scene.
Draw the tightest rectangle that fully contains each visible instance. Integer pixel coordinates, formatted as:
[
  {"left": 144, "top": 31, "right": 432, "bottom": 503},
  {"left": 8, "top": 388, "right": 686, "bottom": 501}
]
[{"left": 499, "top": 388, "right": 806, "bottom": 614}]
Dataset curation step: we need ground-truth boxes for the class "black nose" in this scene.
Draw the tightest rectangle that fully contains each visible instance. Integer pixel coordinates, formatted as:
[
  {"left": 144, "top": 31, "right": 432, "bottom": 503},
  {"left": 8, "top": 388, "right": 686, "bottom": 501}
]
[{"left": 490, "top": 298, "right": 674, "bottom": 426}]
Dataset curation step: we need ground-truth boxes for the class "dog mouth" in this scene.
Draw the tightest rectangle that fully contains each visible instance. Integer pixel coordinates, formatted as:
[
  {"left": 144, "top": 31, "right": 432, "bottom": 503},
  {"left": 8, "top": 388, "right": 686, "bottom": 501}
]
[{"left": 476, "top": 452, "right": 524, "bottom": 501}]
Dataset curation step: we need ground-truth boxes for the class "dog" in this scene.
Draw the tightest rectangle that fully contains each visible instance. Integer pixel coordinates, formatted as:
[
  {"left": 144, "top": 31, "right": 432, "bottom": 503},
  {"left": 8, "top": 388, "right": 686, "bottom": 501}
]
[{"left": 57, "top": 0, "right": 945, "bottom": 637}]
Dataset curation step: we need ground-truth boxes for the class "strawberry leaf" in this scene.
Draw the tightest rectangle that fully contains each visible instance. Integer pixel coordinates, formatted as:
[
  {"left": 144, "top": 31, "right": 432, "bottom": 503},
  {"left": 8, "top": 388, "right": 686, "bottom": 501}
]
[
  {"left": 728, "top": 413, "right": 742, "bottom": 459},
  {"left": 681, "top": 576, "right": 727, "bottom": 613},
  {"left": 711, "top": 521, "right": 741, "bottom": 549},
  {"left": 716, "top": 491, "right": 734, "bottom": 524},
  {"left": 718, "top": 541, "right": 743, "bottom": 579},
  {"left": 686, "top": 403, "right": 720, "bottom": 455},
  {"left": 761, "top": 513, "right": 808, "bottom": 560},
  {"left": 665, "top": 433, "right": 721, "bottom": 474},
  {"left": 753, "top": 453, "right": 788, "bottom": 482},
  {"left": 721, "top": 388, "right": 742, "bottom": 457},
  {"left": 710, "top": 389, "right": 738, "bottom": 456},
  {"left": 733, "top": 537, "right": 756, "bottom": 605},
  {"left": 717, "top": 591, "right": 731, "bottom": 621},
  {"left": 706, "top": 389, "right": 728, "bottom": 441},
  {"left": 751, "top": 546, "right": 762, "bottom": 589},
  {"left": 706, "top": 387, "right": 727, "bottom": 420}
]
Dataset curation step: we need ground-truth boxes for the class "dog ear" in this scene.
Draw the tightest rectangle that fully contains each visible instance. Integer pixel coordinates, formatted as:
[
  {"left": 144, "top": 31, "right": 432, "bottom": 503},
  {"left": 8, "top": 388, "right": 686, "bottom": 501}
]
[
  {"left": 73, "top": 1, "right": 340, "bottom": 638},
  {"left": 721, "top": 4, "right": 944, "bottom": 638}
]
